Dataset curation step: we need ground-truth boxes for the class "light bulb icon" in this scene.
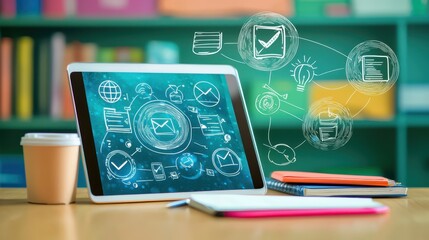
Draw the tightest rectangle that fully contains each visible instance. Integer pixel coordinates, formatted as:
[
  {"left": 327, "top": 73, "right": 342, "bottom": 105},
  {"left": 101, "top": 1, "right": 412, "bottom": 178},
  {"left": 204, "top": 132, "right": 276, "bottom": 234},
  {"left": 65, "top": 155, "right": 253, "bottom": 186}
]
[{"left": 291, "top": 56, "right": 317, "bottom": 92}]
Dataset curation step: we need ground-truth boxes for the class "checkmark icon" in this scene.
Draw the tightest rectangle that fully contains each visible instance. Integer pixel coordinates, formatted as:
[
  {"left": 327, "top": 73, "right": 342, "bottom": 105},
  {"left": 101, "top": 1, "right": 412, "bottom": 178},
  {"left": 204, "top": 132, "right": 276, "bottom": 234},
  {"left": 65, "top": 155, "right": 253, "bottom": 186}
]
[
  {"left": 151, "top": 162, "right": 166, "bottom": 181},
  {"left": 111, "top": 160, "right": 128, "bottom": 170},
  {"left": 258, "top": 31, "right": 281, "bottom": 51},
  {"left": 253, "top": 25, "right": 286, "bottom": 60},
  {"left": 258, "top": 39, "right": 268, "bottom": 48},
  {"left": 153, "top": 165, "right": 162, "bottom": 173},
  {"left": 105, "top": 150, "right": 136, "bottom": 180}
]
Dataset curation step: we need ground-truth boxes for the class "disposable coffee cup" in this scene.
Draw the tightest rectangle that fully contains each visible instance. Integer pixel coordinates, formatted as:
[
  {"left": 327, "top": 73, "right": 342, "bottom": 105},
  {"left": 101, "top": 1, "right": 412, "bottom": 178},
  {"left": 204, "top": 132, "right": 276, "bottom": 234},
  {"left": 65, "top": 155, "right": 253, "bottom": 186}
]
[{"left": 20, "top": 133, "right": 81, "bottom": 204}]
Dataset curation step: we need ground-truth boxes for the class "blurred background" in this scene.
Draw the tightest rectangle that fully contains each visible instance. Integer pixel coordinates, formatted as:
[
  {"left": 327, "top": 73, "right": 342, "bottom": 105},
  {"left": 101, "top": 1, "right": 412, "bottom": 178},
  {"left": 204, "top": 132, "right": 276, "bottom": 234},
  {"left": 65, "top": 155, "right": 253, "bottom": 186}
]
[{"left": 1, "top": 0, "right": 428, "bottom": 187}]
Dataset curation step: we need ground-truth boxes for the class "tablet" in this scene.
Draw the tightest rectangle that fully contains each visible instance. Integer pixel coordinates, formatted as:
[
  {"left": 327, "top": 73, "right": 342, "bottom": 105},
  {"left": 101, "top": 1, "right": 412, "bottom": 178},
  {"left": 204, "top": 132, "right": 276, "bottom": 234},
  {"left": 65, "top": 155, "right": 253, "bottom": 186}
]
[{"left": 68, "top": 63, "right": 266, "bottom": 203}]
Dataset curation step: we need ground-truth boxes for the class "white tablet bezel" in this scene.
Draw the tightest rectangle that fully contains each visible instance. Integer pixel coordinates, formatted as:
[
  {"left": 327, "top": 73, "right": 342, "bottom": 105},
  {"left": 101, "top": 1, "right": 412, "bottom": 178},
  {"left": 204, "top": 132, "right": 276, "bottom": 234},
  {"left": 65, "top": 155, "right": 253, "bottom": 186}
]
[{"left": 68, "top": 63, "right": 266, "bottom": 203}]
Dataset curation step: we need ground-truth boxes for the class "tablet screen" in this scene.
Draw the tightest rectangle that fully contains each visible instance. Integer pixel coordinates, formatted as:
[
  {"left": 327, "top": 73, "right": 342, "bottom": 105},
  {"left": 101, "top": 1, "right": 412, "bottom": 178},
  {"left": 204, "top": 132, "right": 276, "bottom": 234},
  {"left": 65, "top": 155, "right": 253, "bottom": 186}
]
[{"left": 76, "top": 71, "right": 261, "bottom": 195}]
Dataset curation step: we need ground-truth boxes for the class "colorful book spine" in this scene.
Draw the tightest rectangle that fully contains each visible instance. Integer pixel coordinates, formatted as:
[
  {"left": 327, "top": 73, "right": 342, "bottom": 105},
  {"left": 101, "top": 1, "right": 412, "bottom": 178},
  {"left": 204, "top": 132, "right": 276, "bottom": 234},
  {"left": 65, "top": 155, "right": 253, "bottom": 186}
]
[
  {"left": 129, "top": 48, "right": 144, "bottom": 63},
  {"left": 76, "top": 0, "right": 157, "bottom": 17},
  {"left": 16, "top": 36, "right": 34, "bottom": 119},
  {"left": 37, "top": 38, "right": 50, "bottom": 116},
  {"left": 97, "top": 47, "right": 115, "bottom": 62},
  {"left": 147, "top": 41, "right": 178, "bottom": 64},
  {"left": 81, "top": 43, "right": 97, "bottom": 63},
  {"left": 42, "top": 0, "right": 66, "bottom": 18},
  {"left": 61, "top": 42, "right": 79, "bottom": 119},
  {"left": 158, "top": 0, "right": 294, "bottom": 17},
  {"left": 50, "top": 32, "right": 66, "bottom": 119},
  {"left": 352, "top": 0, "right": 411, "bottom": 16},
  {"left": 0, "top": 37, "right": 13, "bottom": 119},
  {"left": 115, "top": 47, "right": 144, "bottom": 63},
  {"left": 65, "top": 0, "right": 76, "bottom": 16},
  {"left": 0, "top": 0, "right": 16, "bottom": 17},
  {"left": 266, "top": 178, "right": 305, "bottom": 196},
  {"left": 16, "top": 0, "right": 41, "bottom": 16}
]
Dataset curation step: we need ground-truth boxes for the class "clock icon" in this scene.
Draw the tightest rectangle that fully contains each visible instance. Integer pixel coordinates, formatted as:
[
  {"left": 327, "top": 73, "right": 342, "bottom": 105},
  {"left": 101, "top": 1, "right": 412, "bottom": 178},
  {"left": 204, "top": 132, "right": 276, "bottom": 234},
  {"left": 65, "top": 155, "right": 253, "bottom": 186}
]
[{"left": 105, "top": 150, "right": 136, "bottom": 180}]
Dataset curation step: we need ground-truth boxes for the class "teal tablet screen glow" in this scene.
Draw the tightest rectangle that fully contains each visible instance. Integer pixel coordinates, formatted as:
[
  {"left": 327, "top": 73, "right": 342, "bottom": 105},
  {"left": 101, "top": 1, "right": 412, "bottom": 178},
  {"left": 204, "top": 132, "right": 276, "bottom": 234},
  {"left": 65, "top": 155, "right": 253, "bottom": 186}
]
[{"left": 82, "top": 72, "right": 254, "bottom": 195}]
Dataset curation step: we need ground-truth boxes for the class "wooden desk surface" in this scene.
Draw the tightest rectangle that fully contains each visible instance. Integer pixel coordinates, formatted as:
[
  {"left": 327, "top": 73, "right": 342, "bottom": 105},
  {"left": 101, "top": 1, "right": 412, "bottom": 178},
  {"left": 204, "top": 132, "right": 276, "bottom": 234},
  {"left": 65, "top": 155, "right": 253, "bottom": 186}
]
[{"left": 1, "top": 188, "right": 428, "bottom": 240}]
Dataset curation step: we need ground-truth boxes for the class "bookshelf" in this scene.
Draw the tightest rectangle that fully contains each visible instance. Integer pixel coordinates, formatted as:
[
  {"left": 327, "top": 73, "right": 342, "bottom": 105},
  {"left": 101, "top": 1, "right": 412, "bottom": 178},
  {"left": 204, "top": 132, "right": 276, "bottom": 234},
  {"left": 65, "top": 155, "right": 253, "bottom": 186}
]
[{"left": 1, "top": 15, "right": 429, "bottom": 187}]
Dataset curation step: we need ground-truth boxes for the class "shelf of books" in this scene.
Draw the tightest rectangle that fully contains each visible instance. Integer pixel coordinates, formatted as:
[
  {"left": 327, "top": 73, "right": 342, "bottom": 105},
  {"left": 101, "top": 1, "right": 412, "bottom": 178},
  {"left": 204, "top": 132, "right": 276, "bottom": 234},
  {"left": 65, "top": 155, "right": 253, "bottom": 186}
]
[{"left": 0, "top": 33, "right": 145, "bottom": 122}]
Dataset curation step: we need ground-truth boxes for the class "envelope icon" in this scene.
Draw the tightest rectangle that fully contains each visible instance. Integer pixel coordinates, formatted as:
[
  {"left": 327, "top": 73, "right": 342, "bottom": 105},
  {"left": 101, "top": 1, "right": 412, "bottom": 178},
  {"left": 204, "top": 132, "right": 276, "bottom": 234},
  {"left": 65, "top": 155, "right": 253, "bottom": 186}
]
[
  {"left": 217, "top": 151, "right": 237, "bottom": 167},
  {"left": 151, "top": 118, "right": 176, "bottom": 136},
  {"left": 194, "top": 82, "right": 220, "bottom": 107},
  {"left": 253, "top": 25, "right": 286, "bottom": 60}
]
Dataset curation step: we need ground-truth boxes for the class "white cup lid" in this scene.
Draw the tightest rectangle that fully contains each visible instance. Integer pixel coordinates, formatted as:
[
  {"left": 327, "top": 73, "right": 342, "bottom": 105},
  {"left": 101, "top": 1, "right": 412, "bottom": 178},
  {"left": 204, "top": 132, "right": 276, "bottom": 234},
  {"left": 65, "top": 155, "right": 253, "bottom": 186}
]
[{"left": 20, "top": 133, "right": 81, "bottom": 146}]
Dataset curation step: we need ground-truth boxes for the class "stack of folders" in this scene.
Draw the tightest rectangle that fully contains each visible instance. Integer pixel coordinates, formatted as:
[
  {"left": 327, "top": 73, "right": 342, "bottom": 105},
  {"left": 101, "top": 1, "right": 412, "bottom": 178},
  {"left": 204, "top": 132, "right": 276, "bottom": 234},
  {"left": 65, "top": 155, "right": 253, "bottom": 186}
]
[{"left": 267, "top": 171, "right": 408, "bottom": 197}]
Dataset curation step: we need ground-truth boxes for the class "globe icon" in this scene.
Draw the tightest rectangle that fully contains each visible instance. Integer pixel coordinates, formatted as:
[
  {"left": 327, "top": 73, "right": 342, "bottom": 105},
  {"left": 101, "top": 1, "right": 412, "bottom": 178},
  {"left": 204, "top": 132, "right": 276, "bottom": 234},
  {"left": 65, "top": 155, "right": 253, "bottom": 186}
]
[{"left": 98, "top": 80, "right": 122, "bottom": 103}]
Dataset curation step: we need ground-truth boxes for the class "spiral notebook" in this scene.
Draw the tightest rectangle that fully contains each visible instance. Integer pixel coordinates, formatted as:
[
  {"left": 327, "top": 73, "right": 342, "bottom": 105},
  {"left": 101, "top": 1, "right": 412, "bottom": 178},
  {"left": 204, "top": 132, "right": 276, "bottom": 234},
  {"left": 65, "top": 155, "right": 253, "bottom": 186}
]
[{"left": 267, "top": 178, "right": 407, "bottom": 197}]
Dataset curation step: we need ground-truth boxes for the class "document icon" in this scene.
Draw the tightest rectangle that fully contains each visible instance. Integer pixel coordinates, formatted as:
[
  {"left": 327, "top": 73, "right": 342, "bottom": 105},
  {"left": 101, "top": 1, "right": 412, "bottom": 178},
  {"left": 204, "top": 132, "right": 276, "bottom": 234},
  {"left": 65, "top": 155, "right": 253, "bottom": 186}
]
[
  {"left": 151, "top": 118, "right": 176, "bottom": 136},
  {"left": 198, "top": 115, "right": 224, "bottom": 136},
  {"left": 319, "top": 126, "right": 338, "bottom": 142},
  {"left": 193, "top": 81, "right": 220, "bottom": 107},
  {"left": 318, "top": 109, "right": 339, "bottom": 142},
  {"left": 192, "top": 32, "right": 223, "bottom": 55},
  {"left": 104, "top": 107, "right": 132, "bottom": 133},
  {"left": 253, "top": 25, "right": 286, "bottom": 60},
  {"left": 362, "top": 55, "right": 390, "bottom": 82}
]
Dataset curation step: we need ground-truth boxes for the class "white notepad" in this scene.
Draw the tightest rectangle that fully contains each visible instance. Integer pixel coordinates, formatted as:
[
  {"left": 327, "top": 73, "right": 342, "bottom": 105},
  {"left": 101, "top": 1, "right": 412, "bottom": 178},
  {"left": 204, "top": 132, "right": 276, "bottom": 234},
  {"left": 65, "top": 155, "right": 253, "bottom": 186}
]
[{"left": 189, "top": 194, "right": 384, "bottom": 212}]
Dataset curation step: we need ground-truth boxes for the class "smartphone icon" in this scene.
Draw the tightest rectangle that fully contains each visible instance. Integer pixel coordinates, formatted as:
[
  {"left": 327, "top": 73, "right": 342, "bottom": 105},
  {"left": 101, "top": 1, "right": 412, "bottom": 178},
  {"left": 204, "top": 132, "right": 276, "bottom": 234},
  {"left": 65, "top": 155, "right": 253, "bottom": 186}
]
[{"left": 151, "top": 162, "right": 166, "bottom": 181}]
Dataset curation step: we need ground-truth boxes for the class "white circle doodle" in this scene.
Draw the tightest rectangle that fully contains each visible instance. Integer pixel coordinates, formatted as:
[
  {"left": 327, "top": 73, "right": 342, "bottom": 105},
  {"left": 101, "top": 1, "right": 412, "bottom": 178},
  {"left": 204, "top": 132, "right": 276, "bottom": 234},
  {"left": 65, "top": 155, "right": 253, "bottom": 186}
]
[
  {"left": 212, "top": 148, "right": 242, "bottom": 177},
  {"left": 238, "top": 12, "right": 299, "bottom": 71},
  {"left": 267, "top": 143, "right": 296, "bottom": 166},
  {"left": 99, "top": 80, "right": 122, "bottom": 103},
  {"left": 135, "top": 83, "right": 153, "bottom": 99},
  {"left": 175, "top": 153, "right": 202, "bottom": 180},
  {"left": 133, "top": 100, "right": 192, "bottom": 155},
  {"left": 346, "top": 40, "right": 399, "bottom": 96},
  {"left": 303, "top": 98, "right": 353, "bottom": 151},
  {"left": 105, "top": 150, "right": 136, "bottom": 180},
  {"left": 255, "top": 92, "right": 281, "bottom": 115}
]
